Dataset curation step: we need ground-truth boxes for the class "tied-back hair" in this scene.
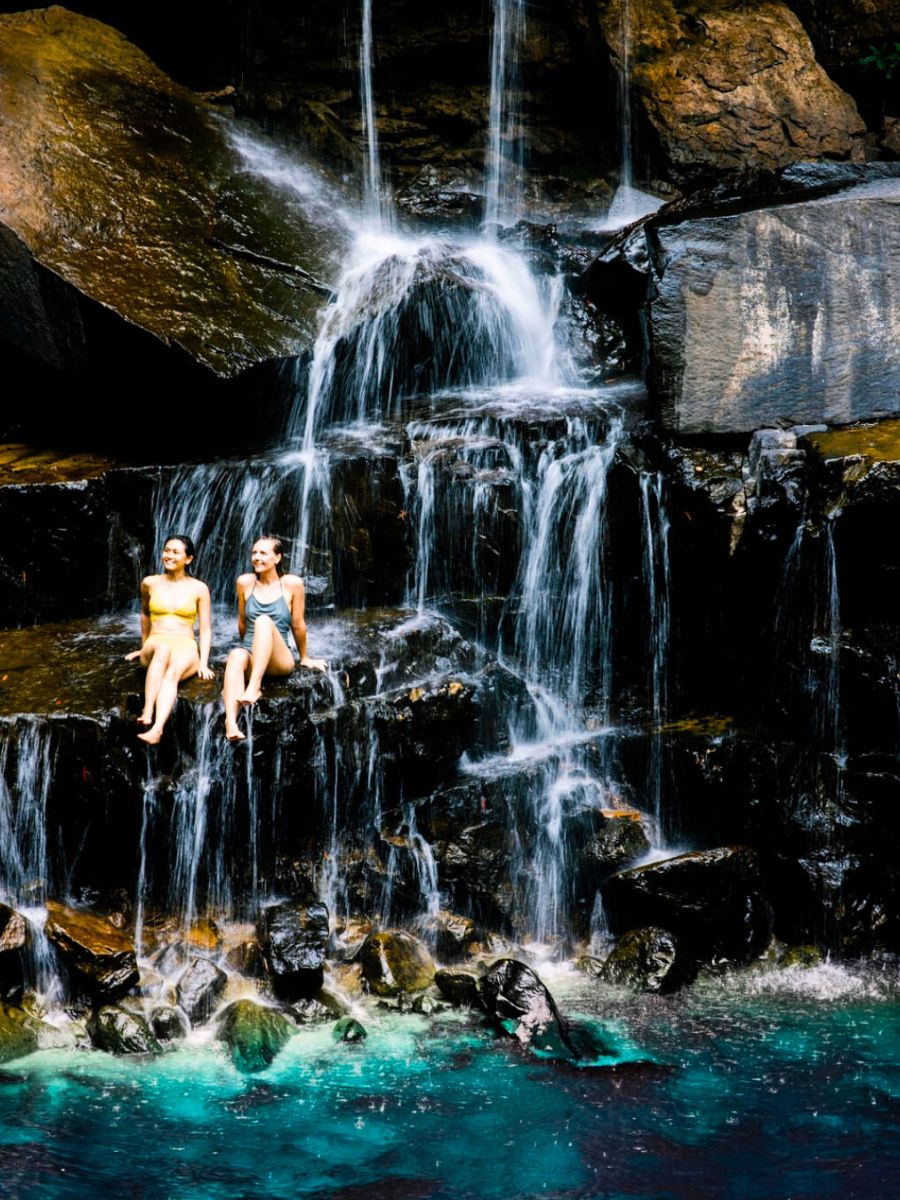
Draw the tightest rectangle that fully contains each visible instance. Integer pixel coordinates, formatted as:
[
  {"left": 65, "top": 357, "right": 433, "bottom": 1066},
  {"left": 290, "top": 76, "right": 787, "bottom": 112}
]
[
  {"left": 256, "top": 533, "right": 286, "bottom": 576},
  {"left": 166, "top": 533, "right": 197, "bottom": 572}
]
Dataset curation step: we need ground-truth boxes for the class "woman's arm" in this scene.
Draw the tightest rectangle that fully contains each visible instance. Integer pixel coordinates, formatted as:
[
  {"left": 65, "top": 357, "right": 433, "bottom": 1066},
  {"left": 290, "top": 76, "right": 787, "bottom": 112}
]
[
  {"left": 196, "top": 583, "right": 214, "bottom": 679},
  {"left": 288, "top": 577, "right": 327, "bottom": 671},
  {"left": 236, "top": 576, "right": 249, "bottom": 641},
  {"left": 125, "top": 578, "right": 153, "bottom": 661}
]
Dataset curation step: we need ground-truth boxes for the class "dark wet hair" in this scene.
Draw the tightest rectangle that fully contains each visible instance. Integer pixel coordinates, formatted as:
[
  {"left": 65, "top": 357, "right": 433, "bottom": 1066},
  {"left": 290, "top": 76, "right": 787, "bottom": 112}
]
[
  {"left": 164, "top": 534, "right": 196, "bottom": 569},
  {"left": 254, "top": 533, "right": 285, "bottom": 576}
]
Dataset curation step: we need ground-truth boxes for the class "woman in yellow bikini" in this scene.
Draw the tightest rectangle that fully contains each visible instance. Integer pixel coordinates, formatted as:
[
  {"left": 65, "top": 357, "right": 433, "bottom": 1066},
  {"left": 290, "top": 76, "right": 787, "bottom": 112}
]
[{"left": 125, "top": 535, "right": 213, "bottom": 744}]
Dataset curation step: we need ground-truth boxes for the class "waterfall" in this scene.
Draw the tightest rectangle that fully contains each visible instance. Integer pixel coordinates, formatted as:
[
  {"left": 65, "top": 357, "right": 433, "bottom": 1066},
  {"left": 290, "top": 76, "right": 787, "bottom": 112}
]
[
  {"left": 599, "top": 0, "right": 664, "bottom": 230},
  {"left": 484, "top": 0, "right": 527, "bottom": 229},
  {"left": 0, "top": 719, "right": 52, "bottom": 906},
  {"left": 0, "top": 719, "right": 60, "bottom": 999},
  {"left": 137, "top": 21, "right": 669, "bottom": 952},
  {"left": 359, "top": 0, "right": 388, "bottom": 222},
  {"left": 513, "top": 411, "right": 622, "bottom": 719},
  {"left": 640, "top": 471, "right": 671, "bottom": 838},
  {"left": 820, "top": 520, "right": 844, "bottom": 765}
]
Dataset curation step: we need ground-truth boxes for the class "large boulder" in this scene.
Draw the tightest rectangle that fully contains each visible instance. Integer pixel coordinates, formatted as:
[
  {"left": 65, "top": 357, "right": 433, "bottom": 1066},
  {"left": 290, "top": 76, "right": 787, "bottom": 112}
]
[
  {"left": 601, "top": 846, "right": 771, "bottom": 963},
  {"left": 600, "top": 0, "right": 865, "bottom": 181},
  {"left": 0, "top": 7, "right": 347, "bottom": 442},
  {"left": 216, "top": 998, "right": 293, "bottom": 1073},
  {"left": 646, "top": 173, "right": 900, "bottom": 434},
  {"left": 44, "top": 902, "right": 139, "bottom": 1002},
  {"left": 478, "top": 958, "right": 566, "bottom": 1048},
  {"left": 357, "top": 930, "right": 435, "bottom": 996},
  {"left": 259, "top": 900, "right": 329, "bottom": 1001}
]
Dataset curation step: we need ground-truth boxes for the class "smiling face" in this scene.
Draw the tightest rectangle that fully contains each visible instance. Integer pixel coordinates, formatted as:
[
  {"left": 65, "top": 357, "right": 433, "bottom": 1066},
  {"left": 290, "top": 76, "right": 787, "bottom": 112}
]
[
  {"left": 251, "top": 538, "right": 282, "bottom": 576},
  {"left": 161, "top": 538, "right": 193, "bottom": 573}
]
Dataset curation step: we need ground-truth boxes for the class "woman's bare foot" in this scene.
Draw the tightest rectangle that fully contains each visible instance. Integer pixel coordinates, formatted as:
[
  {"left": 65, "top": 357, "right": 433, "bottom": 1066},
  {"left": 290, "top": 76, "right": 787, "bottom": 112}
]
[
  {"left": 137, "top": 726, "right": 163, "bottom": 745},
  {"left": 224, "top": 722, "right": 246, "bottom": 742},
  {"left": 241, "top": 685, "right": 262, "bottom": 705},
  {"left": 137, "top": 712, "right": 153, "bottom": 726}
]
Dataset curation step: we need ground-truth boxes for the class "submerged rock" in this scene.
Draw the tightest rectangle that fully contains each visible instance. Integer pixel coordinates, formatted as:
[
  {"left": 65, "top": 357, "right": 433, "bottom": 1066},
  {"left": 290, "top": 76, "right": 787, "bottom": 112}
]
[
  {"left": 332, "top": 1016, "right": 367, "bottom": 1043},
  {"left": 216, "top": 999, "right": 293, "bottom": 1073},
  {"left": 358, "top": 931, "right": 435, "bottom": 996},
  {"left": 86, "top": 1006, "right": 162, "bottom": 1056},
  {"left": 600, "top": 927, "right": 696, "bottom": 994},
  {"left": 602, "top": 847, "right": 771, "bottom": 964},
  {"left": 44, "top": 902, "right": 139, "bottom": 1002},
  {"left": 259, "top": 900, "right": 330, "bottom": 1001},
  {"left": 175, "top": 957, "right": 228, "bottom": 1026}
]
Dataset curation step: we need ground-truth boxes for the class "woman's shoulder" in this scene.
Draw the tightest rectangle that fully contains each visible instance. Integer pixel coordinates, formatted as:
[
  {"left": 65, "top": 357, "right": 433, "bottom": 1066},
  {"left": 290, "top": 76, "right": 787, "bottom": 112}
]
[
  {"left": 141, "top": 573, "right": 160, "bottom": 589},
  {"left": 282, "top": 573, "right": 305, "bottom": 589},
  {"left": 235, "top": 572, "right": 256, "bottom": 591}
]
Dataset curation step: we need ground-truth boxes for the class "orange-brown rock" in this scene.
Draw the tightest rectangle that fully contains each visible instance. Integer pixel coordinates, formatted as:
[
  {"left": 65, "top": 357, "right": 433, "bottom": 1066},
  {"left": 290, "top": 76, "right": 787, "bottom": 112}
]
[
  {"left": 600, "top": 0, "right": 865, "bottom": 179},
  {"left": 44, "top": 900, "right": 139, "bottom": 1001}
]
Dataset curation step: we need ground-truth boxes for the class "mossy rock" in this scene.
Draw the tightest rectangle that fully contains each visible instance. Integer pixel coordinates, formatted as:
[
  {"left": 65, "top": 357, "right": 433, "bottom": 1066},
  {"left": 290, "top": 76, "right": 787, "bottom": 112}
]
[
  {"left": 358, "top": 931, "right": 435, "bottom": 996},
  {"left": 216, "top": 999, "right": 293, "bottom": 1073}
]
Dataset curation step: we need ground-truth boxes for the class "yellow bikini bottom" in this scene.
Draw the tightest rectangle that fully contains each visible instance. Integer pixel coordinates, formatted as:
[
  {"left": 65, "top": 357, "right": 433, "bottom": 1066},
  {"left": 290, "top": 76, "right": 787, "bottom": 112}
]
[{"left": 144, "top": 632, "right": 198, "bottom": 653}]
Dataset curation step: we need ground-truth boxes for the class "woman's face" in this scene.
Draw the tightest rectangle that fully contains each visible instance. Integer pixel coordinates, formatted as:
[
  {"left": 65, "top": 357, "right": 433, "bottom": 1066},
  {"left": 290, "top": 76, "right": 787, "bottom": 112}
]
[
  {"left": 162, "top": 539, "right": 192, "bottom": 573},
  {"left": 251, "top": 539, "right": 282, "bottom": 575}
]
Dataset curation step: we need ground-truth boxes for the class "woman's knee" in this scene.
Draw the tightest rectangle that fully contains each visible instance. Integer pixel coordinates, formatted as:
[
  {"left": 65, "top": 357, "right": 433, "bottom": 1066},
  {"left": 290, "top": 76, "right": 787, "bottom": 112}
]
[{"left": 253, "top": 614, "right": 276, "bottom": 633}]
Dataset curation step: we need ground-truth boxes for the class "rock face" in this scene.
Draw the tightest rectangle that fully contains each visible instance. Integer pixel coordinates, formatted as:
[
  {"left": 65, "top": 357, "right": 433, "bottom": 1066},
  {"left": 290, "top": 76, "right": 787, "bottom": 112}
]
[
  {"left": 602, "top": 847, "right": 770, "bottom": 963},
  {"left": 600, "top": 0, "right": 865, "bottom": 181},
  {"left": 216, "top": 999, "right": 293, "bottom": 1072},
  {"left": 357, "top": 930, "right": 435, "bottom": 996},
  {"left": 44, "top": 903, "right": 139, "bottom": 1001},
  {"left": 646, "top": 174, "right": 900, "bottom": 433},
  {"left": 0, "top": 6, "right": 347, "bottom": 444}
]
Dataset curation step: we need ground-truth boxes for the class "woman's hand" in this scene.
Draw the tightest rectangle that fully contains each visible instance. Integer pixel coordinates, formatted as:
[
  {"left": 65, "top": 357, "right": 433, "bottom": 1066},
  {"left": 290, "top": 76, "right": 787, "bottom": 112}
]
[
  {"left": 124, "top": 650, "right": 143, "bottom": 662},
  {"left": 197, "top": 665, "right": 215, "bottom": 681},
  {"left": 300, "top": 655, "right": 328, "bottom": 673}
]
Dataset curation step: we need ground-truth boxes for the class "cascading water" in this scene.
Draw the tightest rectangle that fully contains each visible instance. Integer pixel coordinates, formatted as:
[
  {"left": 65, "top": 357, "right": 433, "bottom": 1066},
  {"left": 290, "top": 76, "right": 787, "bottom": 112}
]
[
  {"left": 484, "top": 0, "right": 527, "bottom": 229},
  {"left": 359, "top": 0, "right": 389, "bottom": 223},
  {"left": 640, "top": 470, "right": 671, "bottom": 840},
  {"left": 0, "top": 719, "right": 60, "bottom": 999},
  {"left": 137, "top": 0, "right": 669, "bottom": 952},
  {"left": 600, "top": 0, "right": 664, "bottom": 230}
]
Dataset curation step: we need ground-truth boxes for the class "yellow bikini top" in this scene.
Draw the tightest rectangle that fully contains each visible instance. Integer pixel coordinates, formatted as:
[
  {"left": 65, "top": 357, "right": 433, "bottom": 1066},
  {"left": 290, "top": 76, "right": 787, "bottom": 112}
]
[{"left": 148, "top": 586, "right": 198, "bottom": 626}]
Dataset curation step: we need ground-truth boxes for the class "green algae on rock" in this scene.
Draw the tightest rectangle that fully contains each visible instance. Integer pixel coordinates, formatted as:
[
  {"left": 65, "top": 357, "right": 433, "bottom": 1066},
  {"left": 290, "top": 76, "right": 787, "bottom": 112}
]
[{"left": 0, "top": 6, "right": 347, "bottom": 382}]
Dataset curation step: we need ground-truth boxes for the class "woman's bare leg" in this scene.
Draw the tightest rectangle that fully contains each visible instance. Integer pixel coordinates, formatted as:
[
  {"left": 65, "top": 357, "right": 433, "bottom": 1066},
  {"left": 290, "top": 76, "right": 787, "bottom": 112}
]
[
  {"left": 224, "top": 648, "right": 251, "bottom": 741},
  {"left": 241, "top": 615, "right": 294, "bottom": 704},
  {"left": 138, "top": 642, "right": 171, "bottom": 725},
  {"left": 137, "top": 646, "right": 199, "bottom": 745}
]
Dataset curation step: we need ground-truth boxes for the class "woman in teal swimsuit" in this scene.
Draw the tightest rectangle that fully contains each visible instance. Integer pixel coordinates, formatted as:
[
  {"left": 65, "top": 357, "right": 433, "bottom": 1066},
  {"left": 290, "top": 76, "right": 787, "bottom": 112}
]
[{"left": 223, "top": 535, "right": 327, "bottom": 741}]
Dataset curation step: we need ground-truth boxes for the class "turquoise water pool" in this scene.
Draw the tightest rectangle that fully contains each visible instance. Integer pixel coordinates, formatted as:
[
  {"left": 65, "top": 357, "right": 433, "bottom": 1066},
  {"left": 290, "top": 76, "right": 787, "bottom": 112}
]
[{"left": 2, "top": 964, "right": 899, "bottom": 1199}]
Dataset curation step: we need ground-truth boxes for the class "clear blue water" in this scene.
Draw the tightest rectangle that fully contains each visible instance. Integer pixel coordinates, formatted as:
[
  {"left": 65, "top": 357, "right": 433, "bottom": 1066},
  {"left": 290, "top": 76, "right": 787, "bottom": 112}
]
[{"left": 2, "top": 964, "right": 899, "bottom": 1200}]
